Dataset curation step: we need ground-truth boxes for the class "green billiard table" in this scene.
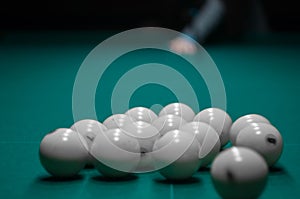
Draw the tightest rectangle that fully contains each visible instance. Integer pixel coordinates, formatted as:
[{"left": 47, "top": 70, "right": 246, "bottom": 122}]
[{"left": 0, "top": 30, "right": 299, "bottom": 199}]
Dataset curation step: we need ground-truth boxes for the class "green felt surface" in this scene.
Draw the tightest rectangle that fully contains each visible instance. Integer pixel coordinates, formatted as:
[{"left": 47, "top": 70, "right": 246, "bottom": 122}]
[{"left": 0, "top": 31, "right": 300, "bottom": 198}]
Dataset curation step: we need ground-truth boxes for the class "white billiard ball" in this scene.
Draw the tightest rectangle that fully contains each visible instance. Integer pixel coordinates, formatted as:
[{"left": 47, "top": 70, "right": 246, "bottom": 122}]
[
  {"left": 103, "top": 114, "right": 134, "bottom": 129},
  {"left": 211, "top": 147, "right": 268, "bottom": 199},
  {"left": 159, "top": 103, "right": 195, "bottom": 122},
  {"left": 229, "top": 114, "right": 270, "bottom": 145},
  {"left": 71, "top": 119, "right": 107, "bottom": 148},
  {"left": 194, "top": 108, "right": 232, "bottom": 147},
  {"left": 235, "top": 123, "right": 283, "bottom": 166},
  {"left": 122, "top": 121, "right": 160, "bottom": 172},
  {"left": 90, "top": 128, "right": 140, "bottom": 178},
  {"left": 180, "top": 122, "right": 220, "bottom": 167},
  {"left": 71, "top": 119, "right": 107, "bottom": 166},
  {"left": 39, "top": 128, "right": 89, "bottom": 178},
  {"left": 122, "top": 121, "right": 159, "bottom": 153},
  {"left": 125, "top": 107, "right": 158, "bottom": 123},
  {"left": 152, "top": 130, "right": 201, "bottom": 180},
  {"left": 152, "top": 114, "right": 187, "bottom": 137}
]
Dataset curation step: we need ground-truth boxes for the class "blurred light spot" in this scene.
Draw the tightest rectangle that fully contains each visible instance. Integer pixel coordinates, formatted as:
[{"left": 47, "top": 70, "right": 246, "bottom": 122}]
[
  {"left": 113, "top": 132, "right": 120, "bottom": 136},
  {"left": 66, "top": 129, "right": 73, "bottom": 133},
  {"left": 232, "top": 147, "right": 242, "bottom": 162}
]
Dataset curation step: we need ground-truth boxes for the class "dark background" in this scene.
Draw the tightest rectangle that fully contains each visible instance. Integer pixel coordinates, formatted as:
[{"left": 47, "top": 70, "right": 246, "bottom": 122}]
[{"left": 0, "top": 0, "right": 299, "bottom": 31}]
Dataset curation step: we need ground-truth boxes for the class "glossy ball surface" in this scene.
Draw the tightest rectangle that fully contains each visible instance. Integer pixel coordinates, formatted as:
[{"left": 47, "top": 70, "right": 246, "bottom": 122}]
[
  {"left": 180, "top": 122, "right": 220, "bottom": 167},
  {"left": 235, "top": 123, "right": 283, "bottom": 166},
  {"left": 90, "top": 128, "right": 140, "bottom": 177},
  {"left": 159, "top": 103, "right": 195, "bottom": 122},
  {"left": 71, "top": 119, "right": 107, "bottom": 166},
  {"left": 152, "top": 130, "right": 201, "bottom": 180},
  {"left": 211, "top": 147, "right": 268, "bottom": 199},
  {"left": 71, "top": 119, "right": 107, "bottom": 148},
  {"left": 122, "top": 121, "right": 159, "bottom": 153},
  {"left": 103, "top": 114, "right": 134, "bottom": 129},
  {"left": 194, "top": 108, "right": 232, "bottom": 147},
  {"left": 229, "top": 114, "right": 270, "bottom": 145},
  {"left": 125, "top": 107, "right": 158, "bottom": 123},
  {"left": 152, "top": 114, "right": 187, "bottom": 137},
  {"left": 39, "top": 128, "right": 89, "bottom": 178}
]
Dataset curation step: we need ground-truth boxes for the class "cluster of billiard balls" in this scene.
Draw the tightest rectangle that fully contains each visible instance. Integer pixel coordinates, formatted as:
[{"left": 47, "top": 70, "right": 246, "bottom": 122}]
[{"left": 39, "top": 103, "right": 283, "bottom": 199}]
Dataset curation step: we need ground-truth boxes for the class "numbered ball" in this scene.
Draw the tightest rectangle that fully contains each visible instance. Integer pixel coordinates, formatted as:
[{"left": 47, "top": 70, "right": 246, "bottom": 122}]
[
  {"left": 90, "top": 128, "right": 140, "bottom": 178},
  {"left": 152, "top": 114, "right": 187, "bottom": 137},
  {"left": 194, "top": 108, "right": 232, "bottom": 147},
  {"left": 211, "top": 147, "right": 268, "bottom": 199},
  {"left": 39, "top": 128, "right": 89, "bottom": 178},
  {"left": 153, "top": 130, "right": 201, "bottom": 180},
  {"left": 125, "top": 107, "right": 158, "bottom": 123},
  {"left": 159, "top": 103, "right": 195, "bottom": 122},
  {"left": 229, "top": 114, "right": 270, "bottom": 145},
  {"left": 103, "top": 114, "right": 134, "bottom": 129},
  {"left": 180, "top": 122, "right": 220, "bottom": 167},
  {"left": 235, "top": 123, "right": 283, "bottom": 166}
]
